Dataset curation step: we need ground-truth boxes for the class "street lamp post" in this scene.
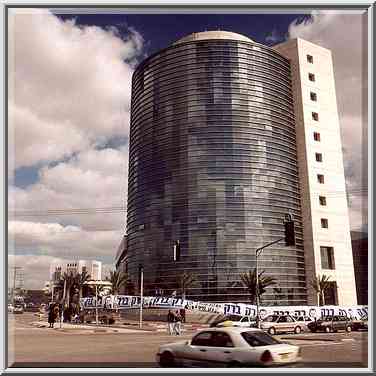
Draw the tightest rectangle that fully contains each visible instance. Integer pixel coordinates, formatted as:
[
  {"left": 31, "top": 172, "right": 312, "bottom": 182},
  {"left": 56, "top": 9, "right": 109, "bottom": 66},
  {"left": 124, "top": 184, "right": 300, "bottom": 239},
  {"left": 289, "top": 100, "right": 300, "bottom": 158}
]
[
  {"left": 139, "top": 265, "right": 144, "bottom": 329},
  {"left": 255, "top": 238, "right": 283, "bottom": 328},
  {"left": 255, "top": 213, "right": 295, "bottom": 328},
  {"left": 95, "top": 283, "right": 99, "bottom": 326}
]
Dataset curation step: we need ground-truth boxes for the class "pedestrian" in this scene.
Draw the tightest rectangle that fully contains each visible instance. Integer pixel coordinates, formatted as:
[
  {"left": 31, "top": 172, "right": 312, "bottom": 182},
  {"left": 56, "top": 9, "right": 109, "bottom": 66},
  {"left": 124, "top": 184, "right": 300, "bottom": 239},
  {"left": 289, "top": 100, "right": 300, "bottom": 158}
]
[
  {"left": 48, "top": 303, "right": 56, "bottom": 328},
  {"left": 167, "top": 310, "right": 175, "bottom": 335},
  {"left": 53, "top": 304, "right": 59, "bottom": 327},
  {"left": 173, "top": 310, "right": 182, "bottom": 335},
  {"left": 179, "top": 308, "right": 186, "bottom": 323}
]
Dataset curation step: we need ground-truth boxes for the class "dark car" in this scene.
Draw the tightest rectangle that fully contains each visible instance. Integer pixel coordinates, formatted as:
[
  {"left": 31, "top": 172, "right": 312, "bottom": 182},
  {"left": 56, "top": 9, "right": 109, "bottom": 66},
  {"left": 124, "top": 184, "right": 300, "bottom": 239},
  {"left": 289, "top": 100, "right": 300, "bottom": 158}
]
[
  {"left": 351, "top": 317, "right": 368, "bottom": 331},
  {"left": 307, "top": 315, "right": 352, "bottom": 333},
  {"left": 13, "top": 304, "right": 24, "bottom": 314}
]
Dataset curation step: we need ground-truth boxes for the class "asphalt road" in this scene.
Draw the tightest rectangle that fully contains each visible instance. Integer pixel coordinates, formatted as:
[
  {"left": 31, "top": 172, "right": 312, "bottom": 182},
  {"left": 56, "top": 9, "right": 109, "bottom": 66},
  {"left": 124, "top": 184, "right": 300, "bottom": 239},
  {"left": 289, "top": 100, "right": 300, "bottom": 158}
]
[{"left": 7, "top": 313, "right": 368, "bottom": 369}]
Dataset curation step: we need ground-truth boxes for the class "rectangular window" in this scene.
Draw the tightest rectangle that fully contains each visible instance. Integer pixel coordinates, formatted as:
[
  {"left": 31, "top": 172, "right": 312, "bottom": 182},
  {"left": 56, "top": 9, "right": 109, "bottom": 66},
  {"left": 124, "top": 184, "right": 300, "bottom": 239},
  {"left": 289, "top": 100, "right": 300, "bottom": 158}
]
[
  {"left": 309, "top": 73, "right": 315, "bottom": 81},
  {"left": 307, "top": 54, "right": 314, "bottom": 63},
  {"left": 314, "top": 132, "right": 321, "bottom": 141},
  {"left": 321, "top": 218, "right": 329, "bottom": 228},
  {"left": 317, "top": 174, "right": 325, "bottom": 184},
  {"left": 310, "top": 92, "right": 317, "bottom": 101},
  {"left": 319, "top": 196, "right": 327, "bottom": 206},
  {"left": 315, "top": 153, "right": 323, "bottom": 162},
  {"left": 320, "top": 246, "right": 335, "bottom": 269},
  {"left": 312, "top": 112, "right": 319, "bottom": 121}
]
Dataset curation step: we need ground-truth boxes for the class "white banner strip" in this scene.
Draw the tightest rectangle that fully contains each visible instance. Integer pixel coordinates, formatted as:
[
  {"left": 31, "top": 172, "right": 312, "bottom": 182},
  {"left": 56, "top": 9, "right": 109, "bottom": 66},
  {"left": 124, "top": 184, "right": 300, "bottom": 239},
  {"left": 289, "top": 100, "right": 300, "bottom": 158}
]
[{"left": 79, "top": 295, "right": 368, "bottom": 320}]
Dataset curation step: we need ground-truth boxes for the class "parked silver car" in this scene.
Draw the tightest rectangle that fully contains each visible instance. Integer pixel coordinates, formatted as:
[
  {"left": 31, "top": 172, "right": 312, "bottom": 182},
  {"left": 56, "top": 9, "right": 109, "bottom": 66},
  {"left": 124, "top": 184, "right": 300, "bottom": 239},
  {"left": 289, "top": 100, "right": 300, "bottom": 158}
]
[{"left": 260, "top": 315, "right": 303, "bottom": 335}]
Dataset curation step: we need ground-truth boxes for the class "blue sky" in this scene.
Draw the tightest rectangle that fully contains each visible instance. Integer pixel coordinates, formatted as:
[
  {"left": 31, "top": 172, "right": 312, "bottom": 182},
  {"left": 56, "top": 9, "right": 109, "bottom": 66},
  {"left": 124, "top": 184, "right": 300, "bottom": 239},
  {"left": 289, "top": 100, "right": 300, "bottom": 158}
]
[
  {"left": 9, "top": 9, "right": 367, "bottom": 288},
  {"left": 57, "top": 13, "right": 310, "bottom": 54}
]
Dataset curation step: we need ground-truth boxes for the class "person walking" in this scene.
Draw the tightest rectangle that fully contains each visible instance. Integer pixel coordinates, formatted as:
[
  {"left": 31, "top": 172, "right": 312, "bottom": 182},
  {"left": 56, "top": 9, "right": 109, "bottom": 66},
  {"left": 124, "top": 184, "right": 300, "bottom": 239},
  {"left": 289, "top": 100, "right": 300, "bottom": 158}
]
[
  {"left": 48, "top": 303, "right": 56, "bottom": 328},
  {"left": 179, "top": 308, "right": 186, "bottom": 323},
  {"left": 167, "top": 310, "right": 175, "bottom": 335},
  {"left": 173, "top": 310, "right": 182, "bottom": 336}
]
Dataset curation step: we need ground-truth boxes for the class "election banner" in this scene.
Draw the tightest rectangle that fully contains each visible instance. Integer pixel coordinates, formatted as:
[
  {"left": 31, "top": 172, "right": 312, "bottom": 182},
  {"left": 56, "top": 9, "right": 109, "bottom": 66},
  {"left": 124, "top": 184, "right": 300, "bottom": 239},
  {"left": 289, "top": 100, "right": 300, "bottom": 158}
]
[{"left": 80, "top": 295, "right": 368, "bottom": 320}]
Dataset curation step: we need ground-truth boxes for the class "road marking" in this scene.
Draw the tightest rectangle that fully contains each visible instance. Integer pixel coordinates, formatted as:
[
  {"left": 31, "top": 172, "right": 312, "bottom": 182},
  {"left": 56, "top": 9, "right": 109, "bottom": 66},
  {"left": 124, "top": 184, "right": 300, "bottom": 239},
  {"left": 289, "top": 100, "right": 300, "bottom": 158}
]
[{"left": 299, "top": 342, "right": 343, "bottom": 347}]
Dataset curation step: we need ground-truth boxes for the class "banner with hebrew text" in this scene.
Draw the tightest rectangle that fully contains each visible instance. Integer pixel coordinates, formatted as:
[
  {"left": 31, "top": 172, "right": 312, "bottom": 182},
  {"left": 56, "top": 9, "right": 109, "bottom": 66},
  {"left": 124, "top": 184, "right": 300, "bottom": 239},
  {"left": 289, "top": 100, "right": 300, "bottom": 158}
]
[{"left": 80, "top": 295, "right": 368, "bottom": 320}]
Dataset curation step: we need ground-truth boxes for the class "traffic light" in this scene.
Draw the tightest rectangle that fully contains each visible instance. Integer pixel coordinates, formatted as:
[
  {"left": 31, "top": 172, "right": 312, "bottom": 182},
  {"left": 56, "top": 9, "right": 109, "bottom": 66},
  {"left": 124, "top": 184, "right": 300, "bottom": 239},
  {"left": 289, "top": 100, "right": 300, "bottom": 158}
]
[
  {"left": 284, "top": 220, "right": 295, "bottom": 246},
  {"left": 173, "top": 240, "right": 181, "bottom": 261}
]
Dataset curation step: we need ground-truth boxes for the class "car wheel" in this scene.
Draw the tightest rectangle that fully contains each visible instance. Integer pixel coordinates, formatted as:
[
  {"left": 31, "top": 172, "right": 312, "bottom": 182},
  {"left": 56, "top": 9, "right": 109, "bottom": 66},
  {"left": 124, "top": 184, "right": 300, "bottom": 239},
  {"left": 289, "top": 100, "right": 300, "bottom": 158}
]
[
  {"left": 294, "top": 326, "right": 302, "bottom": 334},
  {"left": 159, "top": 352, "right": 175, "bottom": 367},
  {"left": 325, "top": 326, "right": 331, "bottom": 333},
  {"left": 268, "top": 327, "right": 276, "bottom": 335},
  {"left": 346, "top": 326, "right": 352, "bottom": 333}
]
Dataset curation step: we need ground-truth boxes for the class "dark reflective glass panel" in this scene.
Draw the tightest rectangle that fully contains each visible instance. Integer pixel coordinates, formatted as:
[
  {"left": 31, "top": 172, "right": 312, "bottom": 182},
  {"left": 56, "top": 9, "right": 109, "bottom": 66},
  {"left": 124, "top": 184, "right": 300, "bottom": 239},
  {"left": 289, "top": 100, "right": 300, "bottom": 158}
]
[{"left": 127, "top": 39, "right": 307, "bottom": 304}]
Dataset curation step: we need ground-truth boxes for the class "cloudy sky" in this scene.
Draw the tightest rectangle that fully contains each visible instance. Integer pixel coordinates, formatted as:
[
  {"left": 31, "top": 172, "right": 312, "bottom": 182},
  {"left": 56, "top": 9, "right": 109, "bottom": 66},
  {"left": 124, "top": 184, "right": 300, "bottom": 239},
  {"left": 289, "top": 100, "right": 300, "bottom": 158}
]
[{"left": 8, "top": 9, "right": 368, "bottom": 289}]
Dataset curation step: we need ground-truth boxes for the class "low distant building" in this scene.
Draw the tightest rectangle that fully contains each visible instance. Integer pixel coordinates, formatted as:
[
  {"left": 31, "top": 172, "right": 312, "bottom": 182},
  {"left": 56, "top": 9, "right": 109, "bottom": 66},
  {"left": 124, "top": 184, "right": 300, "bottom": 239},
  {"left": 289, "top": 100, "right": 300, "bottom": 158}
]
[
  {"left": 50, "top": 260, "right": 102, "bottom": 282},
  {"left": 351, "top": 231, "right": 368, "bottom": 305}
]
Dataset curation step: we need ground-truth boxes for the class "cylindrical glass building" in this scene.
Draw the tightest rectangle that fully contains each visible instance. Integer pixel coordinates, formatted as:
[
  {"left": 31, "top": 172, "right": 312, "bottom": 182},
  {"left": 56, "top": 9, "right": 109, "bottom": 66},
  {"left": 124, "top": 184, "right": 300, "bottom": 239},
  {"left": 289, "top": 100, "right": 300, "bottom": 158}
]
[{"left": 127, "top": 31, "right": 307, "bottom": 304}]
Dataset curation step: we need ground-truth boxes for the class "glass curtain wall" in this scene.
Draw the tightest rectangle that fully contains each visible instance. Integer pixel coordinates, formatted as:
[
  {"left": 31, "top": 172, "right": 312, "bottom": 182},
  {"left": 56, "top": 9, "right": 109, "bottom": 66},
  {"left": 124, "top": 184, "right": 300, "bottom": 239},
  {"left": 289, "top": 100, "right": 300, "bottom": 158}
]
[{"left": 127, "top": 38, "right": 306, "bottom": 304}]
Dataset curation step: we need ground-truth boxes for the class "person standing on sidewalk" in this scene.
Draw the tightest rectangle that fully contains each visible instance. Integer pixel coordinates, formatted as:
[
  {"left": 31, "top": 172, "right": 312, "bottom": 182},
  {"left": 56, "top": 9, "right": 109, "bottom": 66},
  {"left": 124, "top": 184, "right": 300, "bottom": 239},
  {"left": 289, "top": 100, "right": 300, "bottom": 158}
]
[
  {"left": 48, "top": 303, "right": 55, "bottom": 328},
  {"left": 173, "top": 310, "right": 182, "bottom": 335},
  {"left": 167, "top": 310, "right": 175, "bottom": 335}
]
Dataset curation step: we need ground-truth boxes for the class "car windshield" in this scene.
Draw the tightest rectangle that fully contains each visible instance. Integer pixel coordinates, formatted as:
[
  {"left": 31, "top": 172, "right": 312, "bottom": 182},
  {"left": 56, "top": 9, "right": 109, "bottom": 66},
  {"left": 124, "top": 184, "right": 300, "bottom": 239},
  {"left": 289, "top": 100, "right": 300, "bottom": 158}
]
[
  {"left": 227, "top": 315, "right": 242, "bottom": 322},
  {"left": 241, "top": 331, "right": 281, "bottom": 347},
  {"left": 264, "top": 315, "right": 279, "bottom": 322}
]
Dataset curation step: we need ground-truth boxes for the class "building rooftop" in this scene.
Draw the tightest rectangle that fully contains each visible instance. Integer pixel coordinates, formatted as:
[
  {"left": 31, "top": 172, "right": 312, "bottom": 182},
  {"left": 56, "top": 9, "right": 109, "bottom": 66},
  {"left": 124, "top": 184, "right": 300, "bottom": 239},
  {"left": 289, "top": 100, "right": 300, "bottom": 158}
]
[{"left": 173, "top": 30, "right": 255, "bottom": 45}]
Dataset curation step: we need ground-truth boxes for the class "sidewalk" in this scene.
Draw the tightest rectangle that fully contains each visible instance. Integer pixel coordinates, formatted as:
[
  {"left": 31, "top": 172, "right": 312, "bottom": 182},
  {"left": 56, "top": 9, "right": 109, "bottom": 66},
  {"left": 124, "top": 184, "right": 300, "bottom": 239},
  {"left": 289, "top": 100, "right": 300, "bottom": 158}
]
[
  {"left": 31, "top": 318, "right": 208, "bottom": 333},
  {"left": 30, "top": 321, "right": 152, "bottom": 333}
]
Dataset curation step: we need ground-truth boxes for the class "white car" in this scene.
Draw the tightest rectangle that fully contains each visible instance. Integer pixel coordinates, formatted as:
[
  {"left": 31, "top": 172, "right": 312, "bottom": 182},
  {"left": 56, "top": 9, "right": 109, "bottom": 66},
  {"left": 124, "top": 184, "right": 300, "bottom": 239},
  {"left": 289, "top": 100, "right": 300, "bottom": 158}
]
[
  {"left": 156, "top": 327, "right": 301, "bottom": 367},
  {"left": 215, "top": 315, "right": 257, "bottom": 328}
]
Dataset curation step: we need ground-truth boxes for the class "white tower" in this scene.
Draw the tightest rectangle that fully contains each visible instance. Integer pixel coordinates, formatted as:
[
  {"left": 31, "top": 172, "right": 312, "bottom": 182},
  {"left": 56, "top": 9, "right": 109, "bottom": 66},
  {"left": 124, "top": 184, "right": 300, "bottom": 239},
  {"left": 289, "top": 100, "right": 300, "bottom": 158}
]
[{"left": 274, "top": 38, "right": 357, "bottom": 306}]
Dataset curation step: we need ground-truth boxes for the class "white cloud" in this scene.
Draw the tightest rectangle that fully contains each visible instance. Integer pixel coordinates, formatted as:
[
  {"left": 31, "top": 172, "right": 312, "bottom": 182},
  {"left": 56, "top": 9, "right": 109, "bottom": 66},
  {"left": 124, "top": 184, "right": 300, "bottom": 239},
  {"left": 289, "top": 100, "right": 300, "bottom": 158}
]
[
  {"left": 9, "top": 221, "right": 122, "bottom": 259},
  {"left": 288, "top": 10, "right": 368, "bottom": 231},
  {"left": 9, "top": 146, "right": 127, "bottom": 230},
  {"left": 8, "top": 9, "right": 142, "bottom": 169}
]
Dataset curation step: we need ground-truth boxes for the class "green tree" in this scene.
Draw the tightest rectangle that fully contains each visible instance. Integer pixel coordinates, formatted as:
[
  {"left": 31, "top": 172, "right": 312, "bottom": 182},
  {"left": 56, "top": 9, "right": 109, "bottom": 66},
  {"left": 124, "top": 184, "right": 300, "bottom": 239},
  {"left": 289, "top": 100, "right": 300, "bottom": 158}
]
[
  {"left": 61, "top": 271, "right": 76, "bottom": 307},
  {"left": 310, "top": 274, "right": 332, "bottom": 306},
  {"left": 107, "top": 270, "right": 130, "bottom": 295},
  {"left": 273, "top": 287, "right": 285, "bottom": 306},
  {"left": 74, "top": 270, "right": 91, "bottom": 304},
  {"left": 240, "top": 268, "right": 277, "bottom": 304},
  {"left": 176, "top": 272, "right": 197, "bottom": 300}
]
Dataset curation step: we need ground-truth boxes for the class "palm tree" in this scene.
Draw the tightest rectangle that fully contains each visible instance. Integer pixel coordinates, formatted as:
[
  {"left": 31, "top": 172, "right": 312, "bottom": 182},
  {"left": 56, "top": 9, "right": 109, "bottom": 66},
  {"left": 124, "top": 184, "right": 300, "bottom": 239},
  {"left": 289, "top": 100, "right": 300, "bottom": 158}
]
[
  {"left": 75, "top": 270, "right": 91, "bottom": 304},
  {"left": 176, "top": 272, "right": 197, "bottom": 300},
  {"left": 273, "top": 287, "right": 285, "bottom": 306},
  {"left": 61, "top": 271, "right": 76, "bottom": 307},
  {"left": 240, "top": 268, "right": 277, "bottom": 304},
  {"left": 53, "top": 278, "right": 65, "bottom": 302},
  {"left": 310, "top": 274, "right": 331, "bottom": 306},
  {"left": 107, "top": 270, "right": 130, "bottom": 295}
]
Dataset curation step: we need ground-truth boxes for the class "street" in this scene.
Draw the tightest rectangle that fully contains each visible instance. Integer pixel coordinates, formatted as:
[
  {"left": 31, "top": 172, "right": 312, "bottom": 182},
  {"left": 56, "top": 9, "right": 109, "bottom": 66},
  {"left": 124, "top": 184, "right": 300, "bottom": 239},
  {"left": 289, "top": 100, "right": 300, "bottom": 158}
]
[{"left": 8, "top": 313, "right": 368, "bottom": 368}]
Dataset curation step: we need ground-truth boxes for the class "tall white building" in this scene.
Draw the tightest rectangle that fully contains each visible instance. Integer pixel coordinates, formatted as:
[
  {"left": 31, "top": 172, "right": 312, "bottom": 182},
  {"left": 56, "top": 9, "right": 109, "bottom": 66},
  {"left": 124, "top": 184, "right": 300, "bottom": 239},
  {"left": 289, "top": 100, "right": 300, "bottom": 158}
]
[
  {"left": 50, "top": 260, "right": 102, "bottom": 282},
  {"left": 274, "top": 38, "right": 357, "bottom": 306}
]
